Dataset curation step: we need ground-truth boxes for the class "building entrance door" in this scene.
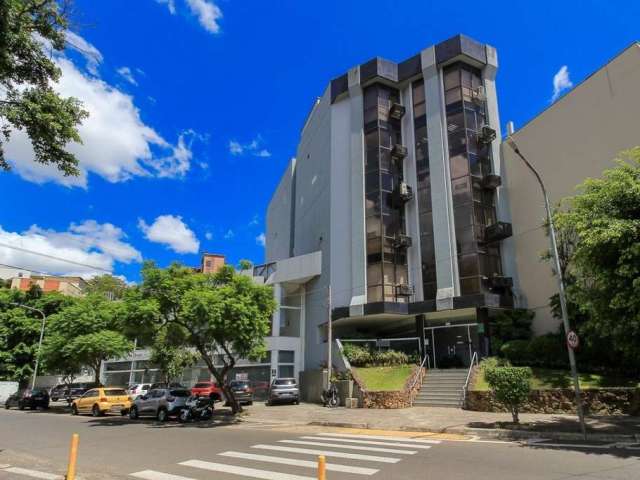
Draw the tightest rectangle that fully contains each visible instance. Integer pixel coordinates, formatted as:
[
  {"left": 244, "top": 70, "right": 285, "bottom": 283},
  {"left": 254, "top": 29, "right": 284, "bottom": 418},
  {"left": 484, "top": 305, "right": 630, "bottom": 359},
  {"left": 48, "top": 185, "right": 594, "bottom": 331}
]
[{"left": 424, "top": 323, "right": 478, "bottom": 368}]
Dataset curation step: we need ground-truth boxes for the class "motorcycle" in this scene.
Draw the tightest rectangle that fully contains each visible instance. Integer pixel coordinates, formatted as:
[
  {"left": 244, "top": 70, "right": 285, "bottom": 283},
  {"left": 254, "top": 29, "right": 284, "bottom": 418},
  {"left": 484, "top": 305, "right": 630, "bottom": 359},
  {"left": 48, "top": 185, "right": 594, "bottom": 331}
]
[
  {"left": 321, "top": 382, "right": 339, "bottom": 408},
  {"left": 179, "top": 395, "right": 214, "bottom": 422}
]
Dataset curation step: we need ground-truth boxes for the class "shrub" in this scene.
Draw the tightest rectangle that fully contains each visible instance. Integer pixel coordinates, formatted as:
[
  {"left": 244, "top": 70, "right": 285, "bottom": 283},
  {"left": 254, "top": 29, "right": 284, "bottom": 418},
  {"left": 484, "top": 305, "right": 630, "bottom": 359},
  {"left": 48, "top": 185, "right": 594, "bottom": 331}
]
[
  {"left": 485, "top": 366, "right": 532, "bottom": 423},
  {"left": 528, "top": 334, "right": 568, "bottom": 368},
  {"left": 341, "top": 344, "right": 372, "bottom": 367},
  {"left": 489, "top": 309, "right": 534, "bottom": 355},
  {"left": 479, "top": 356, "right": 509, "bottom": 373},
  {"left": 372, "top": 349, "right": 409, "bottom": 366},
  {"left": 500, "top": 339, "right": 532, "bottom": 366}
]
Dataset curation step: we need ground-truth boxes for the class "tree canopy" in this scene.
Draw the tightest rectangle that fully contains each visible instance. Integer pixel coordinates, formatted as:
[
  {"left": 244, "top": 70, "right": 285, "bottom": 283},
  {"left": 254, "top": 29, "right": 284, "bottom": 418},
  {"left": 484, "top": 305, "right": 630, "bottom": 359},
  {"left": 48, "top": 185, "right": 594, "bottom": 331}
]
[
  {"left": 555, "top": 148, "right": 640, "bottom": 371},
  {"left": 0, "top": 0, "right": 88, "bottom": 175}
]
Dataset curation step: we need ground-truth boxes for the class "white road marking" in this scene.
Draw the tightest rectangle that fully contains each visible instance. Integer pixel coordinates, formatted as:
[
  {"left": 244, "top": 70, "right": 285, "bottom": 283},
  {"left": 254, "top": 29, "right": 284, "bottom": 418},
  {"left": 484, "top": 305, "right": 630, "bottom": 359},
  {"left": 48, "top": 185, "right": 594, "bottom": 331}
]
[
  {"left": 300, "top": 435, "right": 433, "bottom": 449},
  {"left": 317, "top": 432, "right": 441, "bottom": 444},
  {"left": 252, "top": 444, "right": 400, "bottom": 463},
  {"left": 130, "top": 471, "right": 196, "bottom": 480},
  {"left": 279, "top": 439, "right": 416, "bottom": 455},
  {"left": 179, "top": 460, "right": 314, "bottom": 480},
  {"left": 0, "top": 467, "right": 63, "bottom": 480},
  {"left": 218, "top": 451, "right": 378, "bottom": 475}
]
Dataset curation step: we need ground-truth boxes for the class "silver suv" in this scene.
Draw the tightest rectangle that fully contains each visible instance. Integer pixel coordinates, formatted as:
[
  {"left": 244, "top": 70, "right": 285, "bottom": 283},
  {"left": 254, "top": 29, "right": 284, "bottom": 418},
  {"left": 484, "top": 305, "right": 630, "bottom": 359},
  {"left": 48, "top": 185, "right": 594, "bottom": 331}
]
[
  {"left": 129, "top": 388, "right": 190, "bottom": 421},
  {"left": 266, "top": 378, "right": 299, "bottom": 406}
]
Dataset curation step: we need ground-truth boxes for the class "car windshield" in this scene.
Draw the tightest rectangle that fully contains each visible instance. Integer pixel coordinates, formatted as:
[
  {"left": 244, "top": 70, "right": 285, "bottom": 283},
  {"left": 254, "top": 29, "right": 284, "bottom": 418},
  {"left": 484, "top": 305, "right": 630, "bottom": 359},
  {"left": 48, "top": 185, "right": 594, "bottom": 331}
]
[
  {"left": 230, "top": 381, "right": 250, "bottom": 388},
  {"left": 104, "top": 389, "right": 127, "bottom": 396},
  {"left": 193, "top": 383, "right": 211, "bottom": 388},
  {"left": 170, "top": 389, "right": 190, "bottom": 397},
  {"left": 274, "top": 379, "right": 296, "bottom": 386}
]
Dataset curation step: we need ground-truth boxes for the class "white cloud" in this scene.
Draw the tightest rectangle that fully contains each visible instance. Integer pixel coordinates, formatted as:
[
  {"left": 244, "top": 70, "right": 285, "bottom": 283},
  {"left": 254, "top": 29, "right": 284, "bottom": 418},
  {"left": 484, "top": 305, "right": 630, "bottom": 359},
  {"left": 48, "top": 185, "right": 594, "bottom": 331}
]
[
  {"left": 205, "top": 232, "right": 213, "bottom": 240},
  {"left": 138, "top": 215, "right": 199, "bottom": 254},
  {"left": 5, "top": 52, "right": 194, "bottom": 188},
  {"left": 551, "top": 65, "right": 573, "bottom": 102},
  {"left": 116, "top": 66, "right": 138, "bottom": 86},
  {"left": 65, "top": 31, "right": 103, "bottom": 75},
  {"left": 0, "top": 221, "right": 141, "bottom": 279},
  {"left": 248, "top": 215, "right": 259, "bottom": 227},
  {"left": 224, "top": 229, "right": 234, "bottom": 239},
  {"left": 185, "top": 0, "right": 223, "bottom": 34},
  {"left": 155, "top": 0, "right": 176, "bottom": 14},
  {"left": 256, "top": 233, "right": 266, "bottom": 247},
  {"left": 228, "top": 136, "right": 271, "bottom": 158}
]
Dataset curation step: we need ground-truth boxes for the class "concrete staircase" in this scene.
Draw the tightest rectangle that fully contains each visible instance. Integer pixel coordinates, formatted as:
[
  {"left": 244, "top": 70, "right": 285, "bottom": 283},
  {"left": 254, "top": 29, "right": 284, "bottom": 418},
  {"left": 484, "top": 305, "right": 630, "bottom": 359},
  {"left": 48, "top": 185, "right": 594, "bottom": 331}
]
[{"left": 413, "top": 368, "right": 468, "bottom": 407}]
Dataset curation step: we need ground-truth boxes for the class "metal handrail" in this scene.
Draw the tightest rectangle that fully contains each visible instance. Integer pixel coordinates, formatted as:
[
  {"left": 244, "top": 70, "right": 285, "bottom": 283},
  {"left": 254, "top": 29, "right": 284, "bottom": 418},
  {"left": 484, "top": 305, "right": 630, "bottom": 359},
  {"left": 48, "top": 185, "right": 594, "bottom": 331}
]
[
  {"left": 409, "top": 354, "right": 429, "bottom": 406},
  {"left": 462, "top": 351, "right": 479, "bottom": 406}
]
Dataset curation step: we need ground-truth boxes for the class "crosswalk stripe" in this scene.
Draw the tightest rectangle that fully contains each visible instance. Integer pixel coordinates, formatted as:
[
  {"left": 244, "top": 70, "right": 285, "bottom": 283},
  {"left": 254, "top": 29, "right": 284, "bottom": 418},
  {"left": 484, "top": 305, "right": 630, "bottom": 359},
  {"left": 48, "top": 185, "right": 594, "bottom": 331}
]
[
  {"left": 219, "top": 451, "right": 379, "bottom": 475},
  {"left": 179, "top": 459, "right": 315, "bottom": 480},
  {"left": 279, "top": 439, "right": 416, "bottom": 455},
  {"left": 0, "top": 467, "right": 63, "bottom": 480},
  {"left": 252, "top": 444, "right": 401, "bottom": 463},
  {"left": 318, "top": 433, "right": 441, "bottom": 444},
  {"left": 300, "top": 435, "right": 433, "bottom": 449},
  {"left": 130, "top": 471, "right": 196, "bottom": 480}
]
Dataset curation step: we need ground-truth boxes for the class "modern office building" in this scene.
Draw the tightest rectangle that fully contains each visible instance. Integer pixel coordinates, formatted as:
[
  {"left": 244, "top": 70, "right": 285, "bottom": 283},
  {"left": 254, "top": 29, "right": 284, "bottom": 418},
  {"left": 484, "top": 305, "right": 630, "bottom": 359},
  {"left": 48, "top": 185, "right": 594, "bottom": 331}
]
[{"left": 266, "top": 34, "right": 514, "bottom": 370}]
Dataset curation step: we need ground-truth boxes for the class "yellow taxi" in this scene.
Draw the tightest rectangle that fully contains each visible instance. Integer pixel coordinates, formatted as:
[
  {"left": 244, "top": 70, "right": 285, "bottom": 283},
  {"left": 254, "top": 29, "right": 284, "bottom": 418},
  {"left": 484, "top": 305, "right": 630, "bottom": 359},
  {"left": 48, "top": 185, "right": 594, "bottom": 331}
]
[{"left": 71, "top": 387, "right": 132, "bottom": 417}]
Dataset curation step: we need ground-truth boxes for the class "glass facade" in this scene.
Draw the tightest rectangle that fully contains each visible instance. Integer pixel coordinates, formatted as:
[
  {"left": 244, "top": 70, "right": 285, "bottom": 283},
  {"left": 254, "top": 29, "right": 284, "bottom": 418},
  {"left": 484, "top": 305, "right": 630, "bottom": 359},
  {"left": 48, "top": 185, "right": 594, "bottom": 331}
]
[
  {"left": 412, "top": 79, "right": 437, "bottom": 300},
  {"left": 363, "top": 83, "right": 410, "bottom": 303},
  {"left": 443, "top": 63, "right": 503, "bottom": 295}
]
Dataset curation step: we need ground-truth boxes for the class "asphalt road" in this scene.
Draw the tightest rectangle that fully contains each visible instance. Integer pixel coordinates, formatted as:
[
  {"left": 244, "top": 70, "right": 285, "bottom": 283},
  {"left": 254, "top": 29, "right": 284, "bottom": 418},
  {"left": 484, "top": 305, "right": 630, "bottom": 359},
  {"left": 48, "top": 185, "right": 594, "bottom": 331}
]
[{"left": 1, "top": 406, "right": 639, "bottom": 480}]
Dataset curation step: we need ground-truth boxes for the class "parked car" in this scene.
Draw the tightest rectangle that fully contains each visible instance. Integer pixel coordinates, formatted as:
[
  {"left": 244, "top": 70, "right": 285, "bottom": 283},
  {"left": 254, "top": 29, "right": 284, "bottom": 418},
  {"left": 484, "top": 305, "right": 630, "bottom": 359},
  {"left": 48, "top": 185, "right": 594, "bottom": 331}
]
[
  {"left": 129, "top": 388, "right": 190, "bottom": 421},
  {"left": 71, "top": 387, "right": 132, "bottom": 417},
  {"left": 49, "top": 382, "right": 99, "bottom": 402},
  {"left": 266, "top": 378, "right": 299, "bottom": 406},
  {"left": 49, "top": 384, "right": 68, "bottom": 402},
  {"left": 225, "top": 380, "right": 253, "bottom": 405},
  {"left": 191, "top": 381, "right": 222, "bottom": 401},
  {"left": 4, "top": 388, "right": 50, "bottom": 410},
  {"left": 127, "top": 383, "right": 152, "bottom": 399},
  {"left": 150, "top": 382, "right": 185, "bottom": 390}
]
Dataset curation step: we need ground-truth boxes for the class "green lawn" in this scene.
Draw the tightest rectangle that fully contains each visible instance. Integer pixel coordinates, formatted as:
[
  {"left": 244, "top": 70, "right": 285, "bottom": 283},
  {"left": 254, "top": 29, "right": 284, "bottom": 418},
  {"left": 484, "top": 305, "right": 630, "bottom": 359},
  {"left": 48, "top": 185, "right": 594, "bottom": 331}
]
[
  {"left": 473, "top": 367, "right": 640, "bottom": 391},
  {"left": 352, "top": 365, "right": 414, "bottom": 391}
]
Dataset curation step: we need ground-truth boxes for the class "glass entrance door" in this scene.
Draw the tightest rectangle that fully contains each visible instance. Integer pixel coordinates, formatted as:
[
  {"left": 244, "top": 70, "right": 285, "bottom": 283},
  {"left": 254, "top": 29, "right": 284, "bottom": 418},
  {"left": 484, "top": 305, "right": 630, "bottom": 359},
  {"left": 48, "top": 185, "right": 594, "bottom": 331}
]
[{"left": 424, "top": 323, "right": 478, "bottom": 368}]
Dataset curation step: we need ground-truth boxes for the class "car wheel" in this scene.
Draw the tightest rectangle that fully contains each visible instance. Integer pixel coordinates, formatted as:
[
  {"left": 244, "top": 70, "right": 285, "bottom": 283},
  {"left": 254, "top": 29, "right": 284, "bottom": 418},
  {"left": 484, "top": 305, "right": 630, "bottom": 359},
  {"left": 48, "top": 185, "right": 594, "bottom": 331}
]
[
  {"left": 51, "top": 397, "right": 58, "bottom": 402},
  {"left": 18, "top": 402, "right": 25, "bottom": 411},
  {"left": 266, "top": 399, "right": 271, "bottom": 406},
  {"left": 248, "top": 401, "right": 253, "bottom": 406},
  {"left": 43, "top": 403, "right": 50, "bottom": 410},
  {"left": 156, "top": 408, "right": 168, "bottom": 422},
  {"left": 71, "top": 404, "right": 78, "bottom": 416},
  {"left": 91, "top": 405, "right": 102, "bottom": 417},
  {"left": 4, "top": 403, "right": 9, "bottom": 410},
  {"left": 294, "top": 400, "right": 300, "bottom": 405},
  {"left": 129, "top": 406, "right": 139, "bottom": 419}
]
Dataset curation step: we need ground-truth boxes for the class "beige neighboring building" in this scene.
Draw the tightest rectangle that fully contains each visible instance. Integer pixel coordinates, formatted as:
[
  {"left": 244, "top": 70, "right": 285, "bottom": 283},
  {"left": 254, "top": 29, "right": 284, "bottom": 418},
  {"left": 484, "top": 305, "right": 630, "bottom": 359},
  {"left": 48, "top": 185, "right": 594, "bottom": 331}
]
[
  {"left": 501, "top": 42, "right": 640, "bottom": 334},
  {"left": 10, "top": 274, "right": 87, "bottom": 297},
  {"left": 199, "top": 253, "right": 225, "bottom": 274}
]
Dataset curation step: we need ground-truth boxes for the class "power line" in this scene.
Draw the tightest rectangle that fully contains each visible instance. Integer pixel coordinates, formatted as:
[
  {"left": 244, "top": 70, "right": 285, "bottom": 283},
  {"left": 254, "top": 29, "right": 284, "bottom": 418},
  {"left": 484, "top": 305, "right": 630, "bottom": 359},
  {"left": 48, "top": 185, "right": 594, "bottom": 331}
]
[{"left": 0, "top": 242, "right": 112, "bottom": 273}]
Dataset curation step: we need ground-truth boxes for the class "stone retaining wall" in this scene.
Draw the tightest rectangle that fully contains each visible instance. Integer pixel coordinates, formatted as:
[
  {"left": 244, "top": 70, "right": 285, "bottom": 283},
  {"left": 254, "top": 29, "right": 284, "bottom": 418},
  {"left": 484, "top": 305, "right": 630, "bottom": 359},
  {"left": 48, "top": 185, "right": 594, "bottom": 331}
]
[
  {"left": 353, "top": 366, "right": 425, "bottom": 409},
  {"left": 466, "top": 388, "right": 640, "bottom": 415}
]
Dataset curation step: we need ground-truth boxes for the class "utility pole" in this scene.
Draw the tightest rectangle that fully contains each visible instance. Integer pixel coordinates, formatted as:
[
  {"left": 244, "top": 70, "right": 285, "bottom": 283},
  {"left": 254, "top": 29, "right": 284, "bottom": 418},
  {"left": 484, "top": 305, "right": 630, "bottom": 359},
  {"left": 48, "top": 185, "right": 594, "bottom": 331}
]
[
  {"left": 505, "top": 136, "right": 587, "bottom": 439},
  {"left": 326, "top": 285, "right": 332, "bottom": 389},
  {"left": 11, "top": 303, "right": 46, "bottom": 390}
]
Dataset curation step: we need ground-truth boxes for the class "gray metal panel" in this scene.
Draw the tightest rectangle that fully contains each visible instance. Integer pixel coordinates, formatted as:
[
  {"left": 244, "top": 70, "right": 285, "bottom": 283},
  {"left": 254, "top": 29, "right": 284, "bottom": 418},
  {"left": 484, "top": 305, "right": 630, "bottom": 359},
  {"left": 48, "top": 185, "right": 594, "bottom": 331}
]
[
  {"left": 435, "top": 34, "right": 487, "bottom": 65},
  {"left": 421, "top": 47, "right": 460, "bottom": 303},
  {"left": 398, "top": 54, "right": 422, "bottom": 81},
  {"left": 266, "top": 160, "right": 294, "bottom": 263},
  {"left": 330, "top": 74, "right": 348, "bottom": 103}
]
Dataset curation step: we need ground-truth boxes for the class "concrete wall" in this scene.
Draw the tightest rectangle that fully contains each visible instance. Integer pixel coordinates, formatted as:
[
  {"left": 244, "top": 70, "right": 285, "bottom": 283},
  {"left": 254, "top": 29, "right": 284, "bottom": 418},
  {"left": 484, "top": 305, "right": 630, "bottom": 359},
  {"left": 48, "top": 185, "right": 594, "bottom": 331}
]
[
  {"left": 266, "top": 159, "right": 295, "bottom": 263},
  {"left": 503, "top": 42, "right": 640, "bottom": 334}
]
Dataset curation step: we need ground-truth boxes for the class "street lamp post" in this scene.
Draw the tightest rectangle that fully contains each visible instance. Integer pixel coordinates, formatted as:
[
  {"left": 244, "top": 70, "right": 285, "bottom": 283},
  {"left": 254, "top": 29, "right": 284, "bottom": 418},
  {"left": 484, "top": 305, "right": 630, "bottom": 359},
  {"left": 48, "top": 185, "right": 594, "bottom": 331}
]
[
  {"left": 11, "top": 302, "right": 47, "bottom": 390},
  {"left": 505, "top": 136, "right": 587, "bottom": 439}
]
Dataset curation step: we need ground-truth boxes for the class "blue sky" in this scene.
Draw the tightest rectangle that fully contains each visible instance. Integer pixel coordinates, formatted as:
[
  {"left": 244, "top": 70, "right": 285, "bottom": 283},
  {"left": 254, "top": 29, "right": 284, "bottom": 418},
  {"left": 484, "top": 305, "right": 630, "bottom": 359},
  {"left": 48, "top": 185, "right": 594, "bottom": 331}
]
[{"left": 1, "top": 0, "right": 638, "bottom": 282}]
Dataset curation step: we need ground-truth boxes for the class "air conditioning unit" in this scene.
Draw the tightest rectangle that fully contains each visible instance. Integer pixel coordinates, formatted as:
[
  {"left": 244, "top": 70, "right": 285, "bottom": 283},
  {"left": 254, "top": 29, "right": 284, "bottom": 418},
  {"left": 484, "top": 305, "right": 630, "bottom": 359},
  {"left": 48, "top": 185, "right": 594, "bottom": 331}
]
[
  {"left": 482, "top": 173, "right": 502, "bottom": 189},
  {"left": 389, "top": 102, "right": 406, "bottom": 120},
  {"left": 477, "top": 125, "right": 497, "bottom": 145},
  {"left": 484, "top": 221, "right": 513, "bottom": 243},
  {"left": 472, "top": 86, "right": 486, "bottom": 103},
  {"left": 392, "top": 182, "right": 414, "bottom": 206},
  {"left": 391, "top": 144, "right": 408, "bottom": 163},
  {"left": 393, "top": 234, "right": 412, "bottom": 249},
  {"left": 395, "top": 284, "right": 414, "bottom": 297}
]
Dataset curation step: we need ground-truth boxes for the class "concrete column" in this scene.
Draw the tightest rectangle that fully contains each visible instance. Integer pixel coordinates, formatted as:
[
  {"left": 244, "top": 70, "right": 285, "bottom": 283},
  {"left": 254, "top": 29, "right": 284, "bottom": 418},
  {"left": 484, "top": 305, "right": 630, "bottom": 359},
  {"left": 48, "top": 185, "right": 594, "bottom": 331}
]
[
  {"left": 415, "top": 315, "right": 426, "bottom": 361},
  {"left": 483, "top": 45, "right": 520, "bottom": 301},
  {"left": 271, "top": 283, "right": 281, "bottom": 337},
  {"left": 348, "top": 66, "right": 367, "bottom": 310},
  {"left": 402, "top": 85, "right": 424, "bottom": 301},
  {"left": 299, "top": 286, "right": 306, "bottom": 373},
  {"left": 421, "top": 46, "right": 460, "bottom": 309}
]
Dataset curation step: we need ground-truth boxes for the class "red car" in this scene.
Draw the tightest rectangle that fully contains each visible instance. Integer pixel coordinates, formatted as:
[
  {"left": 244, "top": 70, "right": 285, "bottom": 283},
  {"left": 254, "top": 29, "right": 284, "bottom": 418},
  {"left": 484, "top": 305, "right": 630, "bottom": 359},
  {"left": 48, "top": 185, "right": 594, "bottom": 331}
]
[{"left": 191, "top": 381, "right": 222, "bottom": 401}]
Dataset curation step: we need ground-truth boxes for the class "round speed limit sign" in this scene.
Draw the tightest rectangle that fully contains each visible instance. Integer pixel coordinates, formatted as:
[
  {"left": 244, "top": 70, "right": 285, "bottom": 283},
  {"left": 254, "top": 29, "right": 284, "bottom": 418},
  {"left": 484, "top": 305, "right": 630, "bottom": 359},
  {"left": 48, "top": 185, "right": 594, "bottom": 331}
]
[{"left": 566, "top": 330, "right": 580, "bottom": 350}]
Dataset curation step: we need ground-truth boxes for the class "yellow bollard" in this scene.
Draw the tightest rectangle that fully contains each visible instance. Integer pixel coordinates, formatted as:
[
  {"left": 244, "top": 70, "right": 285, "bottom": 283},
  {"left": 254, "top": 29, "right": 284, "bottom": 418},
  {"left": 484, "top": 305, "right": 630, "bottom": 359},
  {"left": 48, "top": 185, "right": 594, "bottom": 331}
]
[
  {"left": 66, "top": 433, "right": 79, "bottom": 480},
  {"left": 317, "top": 454, "right": 326, "bottom": 480}
]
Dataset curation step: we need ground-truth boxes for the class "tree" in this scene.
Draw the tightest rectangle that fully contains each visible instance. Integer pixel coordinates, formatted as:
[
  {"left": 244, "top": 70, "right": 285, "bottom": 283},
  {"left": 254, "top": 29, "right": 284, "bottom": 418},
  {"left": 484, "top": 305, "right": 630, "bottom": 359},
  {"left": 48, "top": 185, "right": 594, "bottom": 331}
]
[
  {"left": 555, "top": 148, "right": 640, "bottom": 372},
  {"left": 485, "top": 366, "right": 532, "bottom": 423},
  {"left": 0, "top": 0, "right": 88, "bottom": 176},
  {"left": 0, "top": 289, "right": 74, "bottom": 386},
  {"left": 43, "top": 295, "right": 132, "bottom": 384},
  {"left": 149, "top": 327, "right": 198, "bottom": 384},
  {"left": 133, "top": 261, "right": 276, "bottom": 414},
  {"left": 85, "top": 275, "right": 128, "bottom": 300}
]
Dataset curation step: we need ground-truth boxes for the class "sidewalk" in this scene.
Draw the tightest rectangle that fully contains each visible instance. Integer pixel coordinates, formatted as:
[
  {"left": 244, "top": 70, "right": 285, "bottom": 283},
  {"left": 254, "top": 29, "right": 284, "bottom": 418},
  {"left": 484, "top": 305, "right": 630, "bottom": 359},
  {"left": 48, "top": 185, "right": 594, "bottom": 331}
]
[{"left": 242, "top": 403, "right": 640, "bottom": 441}]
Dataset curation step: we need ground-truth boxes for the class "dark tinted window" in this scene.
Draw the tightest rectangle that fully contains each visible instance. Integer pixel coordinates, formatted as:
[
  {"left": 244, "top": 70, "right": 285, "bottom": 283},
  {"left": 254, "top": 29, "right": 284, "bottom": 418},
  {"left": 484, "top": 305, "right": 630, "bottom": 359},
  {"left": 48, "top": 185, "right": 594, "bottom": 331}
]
[
  {"left": 230, "top": 381, "right": 250, "bottom": 388},
  {"left": 170, "top": 390, "right": 190, "bottom": 397},
  {"left": 104, "top": 389, "right": 127, "bottom": 396},
  {"left": 274, "top": 379, "right": 296, "bottom": 386},
  {"left": 194, "top": 382, "right": 212, "bottom": 388}
]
